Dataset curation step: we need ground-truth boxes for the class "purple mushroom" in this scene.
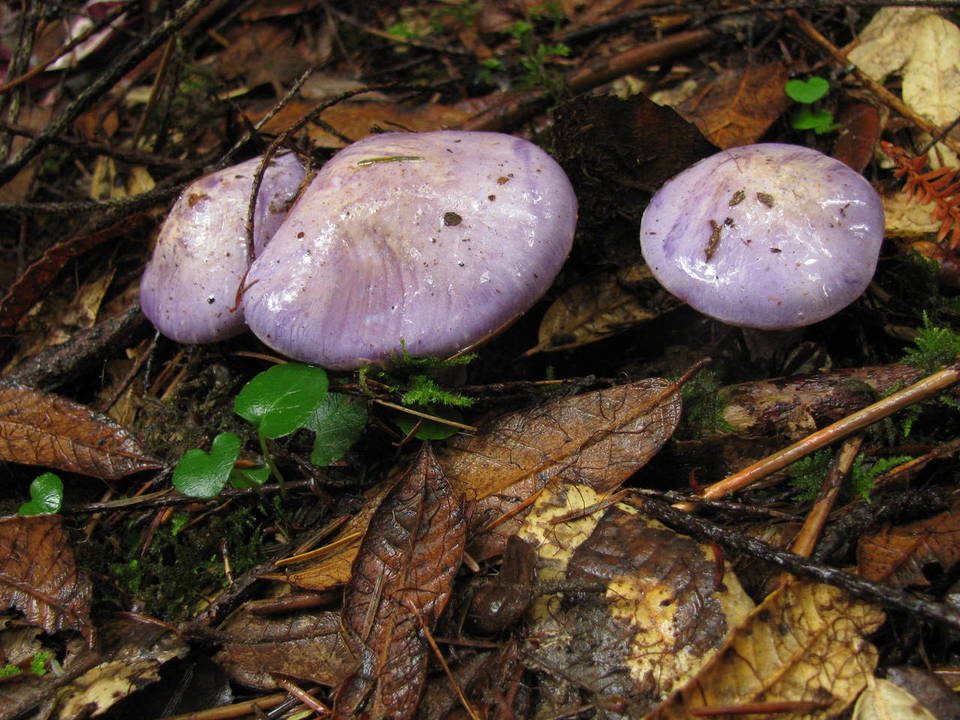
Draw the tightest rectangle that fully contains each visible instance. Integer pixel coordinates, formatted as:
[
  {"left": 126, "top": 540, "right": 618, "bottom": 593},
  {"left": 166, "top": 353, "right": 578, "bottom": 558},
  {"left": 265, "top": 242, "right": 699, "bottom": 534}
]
[
  {"left": 241, "top": 131, "right": 577, "bottom": 370},
  {"left": 140, "top": 153, "right": 305, "bottom": 343},
  {"left": 639, "top": 143, "right": 885, "bottom": 330}
]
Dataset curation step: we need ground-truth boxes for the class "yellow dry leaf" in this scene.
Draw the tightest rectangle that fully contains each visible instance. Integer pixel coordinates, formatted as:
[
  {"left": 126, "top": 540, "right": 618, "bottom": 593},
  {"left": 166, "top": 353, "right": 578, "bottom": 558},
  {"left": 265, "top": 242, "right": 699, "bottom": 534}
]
[
  {"left": 847, "top": 8, "right": 930, "bottom": 81},
  {"left": 647, "top": 580, "right": 885, "bottom": 720},
  {"left": 903, "top": 14, "right": 960, "bottom": 130},
  {"left": 852, "top": 677, "right": 937, "bottom": 720},
  {"left": 516, "top": 483, "right": 607, "bottom": 621},
  {"left": 883, "top": 193, "right": 940, "bottom": 238},
  {"left": 522, "top": 503, "right": 754, "bottom": 714},
  {"left": 849, "top": 8, "right": 960, "bottom": 166}
]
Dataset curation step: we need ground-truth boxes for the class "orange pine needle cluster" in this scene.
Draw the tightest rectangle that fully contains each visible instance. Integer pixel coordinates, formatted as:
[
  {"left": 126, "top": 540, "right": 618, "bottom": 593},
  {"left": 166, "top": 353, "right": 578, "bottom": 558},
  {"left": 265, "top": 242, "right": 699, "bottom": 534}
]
[{"left": 881, "top": 141, "right": 960, "bottom": 248}]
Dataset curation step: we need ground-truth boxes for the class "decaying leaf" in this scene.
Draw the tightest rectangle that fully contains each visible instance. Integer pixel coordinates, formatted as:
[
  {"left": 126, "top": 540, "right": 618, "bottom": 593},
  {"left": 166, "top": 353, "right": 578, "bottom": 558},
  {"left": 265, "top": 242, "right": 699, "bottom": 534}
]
[
  {"left": 0, "top": 381, "right": 160, "bottom": 479},
  {"left": 214, "top": 610, "right": 352, "bottom": 689},
  {"left": 853, "top": 677, "right": 937, "bottom": 720},
  {"left": 857, "top": 497, "right": 960, "bottom": 587},
  {"left": 883, "top": 192, "right": 941, "bottom": 238},
  {"left": 673, "top": 63, "right": 792, "bottom": 149},
  {"left": 647, "top": 580, "right": 885, "bottom": 720},
  {"left": 438, "top": 377, "right": 682, "bottom": 559},
  {"left": 268, "top": 481, "right": 393, "bottom": 592},
  {"left": 849, "top": 8, "right": 960, "bottom": 164},
  {"left": 55, "top": 618, "right": 188, "bottom": 720},
  {"left": 0, "top": 515, "right": 93, "bottom": 641},
  {"left": 252, "top": 100, "right": 472, "bottom": 148},
  {"left": 521, "top": 495, "right": 754, "bottom": 716},
  {"left": 525, "top": 263, "right": 681, "bottom": 355},
  {"left": 335, "top": 445, "right": 465, "bottom": 720}
]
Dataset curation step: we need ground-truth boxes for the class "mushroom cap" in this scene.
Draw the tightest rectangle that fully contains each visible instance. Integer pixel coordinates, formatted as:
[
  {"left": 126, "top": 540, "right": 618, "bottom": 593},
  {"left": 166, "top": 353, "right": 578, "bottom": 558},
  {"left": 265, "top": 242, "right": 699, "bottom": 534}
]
[
  {"left": 140, "top": 153, "right": 305, "bottom": 343},
  {"left": 241, "top": 131, "right": 577, "bottom": 370},
  {"left": 639, "top": 143, "right": 885, "bottom": 329}
]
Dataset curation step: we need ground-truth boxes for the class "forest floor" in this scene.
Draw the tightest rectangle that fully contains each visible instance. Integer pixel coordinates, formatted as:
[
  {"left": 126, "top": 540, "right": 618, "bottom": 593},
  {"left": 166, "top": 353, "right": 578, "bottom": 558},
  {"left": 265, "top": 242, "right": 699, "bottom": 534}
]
[{"left": 1, "top": 1, "right": 960, "bottom": 719}]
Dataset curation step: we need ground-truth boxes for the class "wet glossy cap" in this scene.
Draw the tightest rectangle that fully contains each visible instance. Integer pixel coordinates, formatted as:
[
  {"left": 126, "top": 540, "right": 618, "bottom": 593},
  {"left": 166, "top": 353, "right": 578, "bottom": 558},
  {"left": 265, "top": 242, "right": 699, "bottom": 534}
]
[
  {"left": 639, "top": 143, "right": 884, "bottom": 329},
  {"left": 242, "top": 131, "right": 577, "bottom": 370},
  {"left": 140, "top": 153, "right": 305, "bottom": 343}
]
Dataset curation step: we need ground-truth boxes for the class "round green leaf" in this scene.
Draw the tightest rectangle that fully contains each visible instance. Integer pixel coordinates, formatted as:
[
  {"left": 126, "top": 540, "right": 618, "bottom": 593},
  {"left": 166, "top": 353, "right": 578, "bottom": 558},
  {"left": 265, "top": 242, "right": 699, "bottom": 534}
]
[
  {"left": 305, "top": 394, "right": 368, "bottom": 466},
  {"left": 18, "top": 472, "right": 64, "bottom": 516},
  {"left": 234, "top": 364, "right": 329, "bottom": 439},
  {"left": 173, "top": 432, "right": 241, "bottom": 498},
  {"left": 785, "top": 77, "right": 830, "bottom": 104}
]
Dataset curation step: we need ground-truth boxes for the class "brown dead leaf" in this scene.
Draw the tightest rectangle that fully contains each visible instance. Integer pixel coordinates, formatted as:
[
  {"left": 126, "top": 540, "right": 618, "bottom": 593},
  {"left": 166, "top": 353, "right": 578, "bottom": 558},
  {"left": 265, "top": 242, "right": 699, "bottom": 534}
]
[
  {"left": 438, "top": 377, "right": 682, "bottom": 559},
  {"left": 0, "top": 381, "right": 160, "bottom": 479},
  {"left": 647, "top": 580, "right": 885, "bottom": 720},
  {"left": 857, "top": 497, "right": 960, "bottom": 587},
  {"left": 267, "top": 481, "right": 393, "bottom": 592},
  {"left": 675, "top": 63, "right": 792, "bottom": 149},
  {"left": 526, "top": 263, "right": 682, "bottom": 355},
  {"left": 335, "top": 445, "right": 465, "bottom": 720},
  {"left": 250, "top": 100, "right": 472, "bottom": 148},
  {"left": 0, "top": 515, "right": 93, "bottom": 641},
  {"left": 523, "top": 500, "right": 754, "bottom": 716},
  {"left": 0, "top": 213, "right": 152, "bottom": 338},
  {"left": 214, "top": 610, "right": 352, "bottom": 689}
]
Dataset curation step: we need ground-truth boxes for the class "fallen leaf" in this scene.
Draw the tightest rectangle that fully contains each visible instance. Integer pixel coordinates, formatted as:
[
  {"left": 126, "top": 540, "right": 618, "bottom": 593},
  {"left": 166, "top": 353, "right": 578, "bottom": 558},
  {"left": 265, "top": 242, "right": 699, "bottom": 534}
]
[
  {"left": 525, "top": 263, "right": 682, "bottom": 355},
  {"left": 250, "top": 100, "right": 472, "bottom": 148},
  {"left": 647, "top": 580, "right": 885, "bottom": 720},
  {"left": 214, "top": 610, "right": 352, "bottom": 689},
  {"left": 0, "top": 515, "right": 93, "bottom": 641},
  {"left": 849, "top": 8, "right": 960, "bottom": 164},
  {"left": 0, "top": 214, "right": 152, "bottom": 339},
  {"left": 883, "top": 192, "right": 940, "bottom": 238},
  {"left": 902, "top": 14, "right": 960, "bottom": 148},
  {"left": 438, "top": 377, "right": 682, "bottom": 559},
  {"left": 55, "top": 617, "right": 188, "bottom": 719},
  {"left": 675, "top": 63, "right": 792, "bottom": 149},
  {"left": 857, "top": 497, "right": 960, "bottom": 586},
  {"left": 335, "top": 445, "right": 465, "bottom": 720},
  {"left": 523, "top": 500, "right": 754, "bottom": 716},
  {"left": 0, "top": 381, "right": 160, "bottom": 479},
  {"left": 853, "top": 677, "right": 936, "bottom": 720}
]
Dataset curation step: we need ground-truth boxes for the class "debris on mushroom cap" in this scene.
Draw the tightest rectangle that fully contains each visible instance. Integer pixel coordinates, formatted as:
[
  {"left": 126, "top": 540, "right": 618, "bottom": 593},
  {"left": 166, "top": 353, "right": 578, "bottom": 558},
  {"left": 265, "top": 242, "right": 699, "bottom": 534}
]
[
  {"left": 140, "top": 153, "right": 306, "bottom": 344},
  {"left": 639, "top": 143, "right": 885, "bottom": 330},
  {"left": 241, "top": 131, "right": 578, "bottom": 370}
]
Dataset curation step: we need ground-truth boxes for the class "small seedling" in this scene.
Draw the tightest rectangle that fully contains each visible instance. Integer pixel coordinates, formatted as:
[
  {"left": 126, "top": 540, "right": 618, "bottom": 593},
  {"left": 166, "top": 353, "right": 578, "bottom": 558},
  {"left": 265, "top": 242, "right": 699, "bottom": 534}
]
[
  {"left": 18, "top": 472, "right": 63, "bottom": 516},
  {"left": 173, "top": 363, "right": 366, "bottom": 498},
  {"left": 785, "top": 77, "right": 840, "bottom": 135}
]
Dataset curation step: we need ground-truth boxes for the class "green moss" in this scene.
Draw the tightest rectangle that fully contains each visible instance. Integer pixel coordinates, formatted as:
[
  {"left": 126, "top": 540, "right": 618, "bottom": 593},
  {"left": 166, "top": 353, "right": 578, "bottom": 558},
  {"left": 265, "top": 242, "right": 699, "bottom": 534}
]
[
  {"left": 678, "top": 370, "right": 736, "bottom": 436},
  {"left": 87, "top": 505, "right": 266, "bottom": 621}
]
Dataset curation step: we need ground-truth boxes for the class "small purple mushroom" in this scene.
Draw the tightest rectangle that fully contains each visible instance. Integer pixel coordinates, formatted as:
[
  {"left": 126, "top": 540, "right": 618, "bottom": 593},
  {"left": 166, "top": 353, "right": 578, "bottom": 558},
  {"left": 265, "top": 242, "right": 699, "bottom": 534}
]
[
  {"left": 242, "top": 131, "right": 577, "bottom": 370},
  {"left": 639, "top": 143, "right": 884, "bottom": 330},
  {"left": 140, "top": 153, "right": 305, "bottom": 343}
]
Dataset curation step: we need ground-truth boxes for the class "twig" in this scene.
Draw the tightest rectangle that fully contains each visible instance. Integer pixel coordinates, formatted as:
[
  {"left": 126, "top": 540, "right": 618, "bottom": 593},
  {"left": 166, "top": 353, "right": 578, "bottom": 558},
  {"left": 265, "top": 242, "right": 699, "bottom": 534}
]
[
  {"left": 696, "top": 361, "right": 960, "bottom": 501},
  {"left": 637, "top": 496, "right": 960, "bottom": 631}
]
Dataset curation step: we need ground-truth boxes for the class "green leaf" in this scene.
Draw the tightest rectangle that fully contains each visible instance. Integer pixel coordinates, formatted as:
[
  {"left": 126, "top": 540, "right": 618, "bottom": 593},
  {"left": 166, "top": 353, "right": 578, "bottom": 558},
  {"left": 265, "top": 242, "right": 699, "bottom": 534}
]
[
  {"left": 395, "top": 410, "right": 462, "bottom": 440},
  {"left": 173, "top": 432, "right": 241, "bottom": 498},
  {"left": 790, "top": 107, "right": 840, "bottom": 134},
  {"left": 234, "top": 363, "right": 329, "bottom": 439},
  {"left": 785, "top": 76, "right": 830, "bottom": 103},
  {"left": 229, "top": 464, "right": 271, "bottom": 489},
  {"left": 304, "top": 394, "right": 368, "bottom": 466},
  {"left": 18, "top": 472, "right": 63, "bottom": 515}
]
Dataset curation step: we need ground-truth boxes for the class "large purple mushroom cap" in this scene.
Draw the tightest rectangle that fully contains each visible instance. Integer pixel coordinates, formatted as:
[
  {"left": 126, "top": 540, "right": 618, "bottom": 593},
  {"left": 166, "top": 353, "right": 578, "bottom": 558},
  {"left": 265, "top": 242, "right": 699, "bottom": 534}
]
[
  {"left": 640, "top": 143, "right": 885, "bottom": 329},
  {"left": 242, "top": 131, "right": 577, "bottom": 370},
  {"left": 140, "top": 153, "right": 305, "bottom": 343}
]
